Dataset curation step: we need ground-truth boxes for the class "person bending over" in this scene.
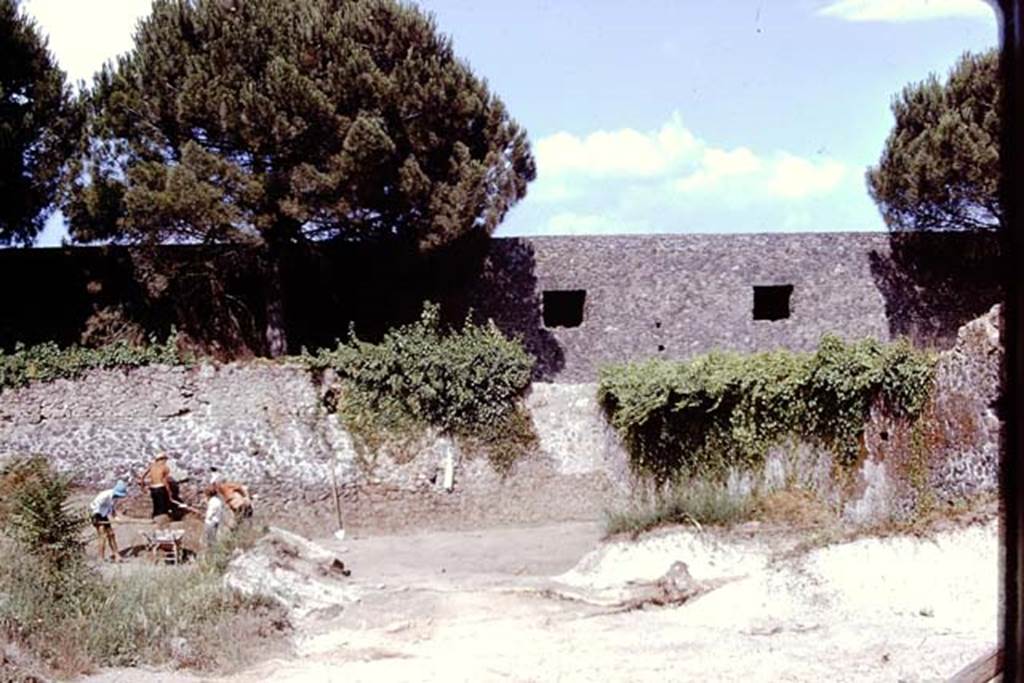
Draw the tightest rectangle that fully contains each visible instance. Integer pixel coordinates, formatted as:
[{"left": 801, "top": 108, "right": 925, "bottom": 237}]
[
  {"left": 216, "top": 481, "right": 254, "bottom": 524},
  {"left": 90, "top": 480, "right": 127, "bottom": 562}
]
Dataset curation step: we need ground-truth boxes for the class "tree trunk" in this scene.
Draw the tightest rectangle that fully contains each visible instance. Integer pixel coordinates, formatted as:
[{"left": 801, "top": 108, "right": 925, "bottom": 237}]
[{"left": 262, "top": 246, "right": 288, "bottom": 358}]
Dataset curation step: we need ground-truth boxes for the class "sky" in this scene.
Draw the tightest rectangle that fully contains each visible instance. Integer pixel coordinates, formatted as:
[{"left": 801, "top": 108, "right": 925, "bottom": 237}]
[{"left": 22, "top": 0, "right": 1000, "bottom": 245}]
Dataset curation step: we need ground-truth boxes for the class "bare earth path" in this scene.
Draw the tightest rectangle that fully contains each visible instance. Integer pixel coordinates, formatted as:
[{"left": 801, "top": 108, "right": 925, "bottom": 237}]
[{"left": 84, "top": 518, "right": 999, "bottom": 682}]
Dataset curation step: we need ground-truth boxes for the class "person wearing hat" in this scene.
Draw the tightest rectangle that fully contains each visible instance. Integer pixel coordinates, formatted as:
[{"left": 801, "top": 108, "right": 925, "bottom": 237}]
[
  {"left": 90, "top": 480, "right": 128, "bottom": 562},
  {"left": 139, "top": 452, "right": 176, "bottom": 521}
]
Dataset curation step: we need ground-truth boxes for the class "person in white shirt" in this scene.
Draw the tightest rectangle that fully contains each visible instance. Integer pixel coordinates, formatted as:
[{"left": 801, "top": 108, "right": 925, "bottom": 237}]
[
  {"left": 204, "top": 486, "right": 225, "bottom": 549},
  {"left": 90, "top": 480, "right": 128, "bottom": 562}
]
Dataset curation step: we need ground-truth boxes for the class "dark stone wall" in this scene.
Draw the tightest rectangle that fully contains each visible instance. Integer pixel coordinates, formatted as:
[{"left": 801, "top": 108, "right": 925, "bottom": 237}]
[
  {"left": 472, "top": 232, "right": 1002, "bottom": 380},
  {"left": 0, "top": 231, "right": 1001, "bottom": 380}
]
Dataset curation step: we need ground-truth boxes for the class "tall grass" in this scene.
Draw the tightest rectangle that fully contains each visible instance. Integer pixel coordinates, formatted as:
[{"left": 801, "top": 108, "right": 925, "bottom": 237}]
[
  {"left": 605, "top": 479, "right": 756, "bottom": 537},
  {"left": 0, "top": 538, "right": 290, "bottom": 676}
]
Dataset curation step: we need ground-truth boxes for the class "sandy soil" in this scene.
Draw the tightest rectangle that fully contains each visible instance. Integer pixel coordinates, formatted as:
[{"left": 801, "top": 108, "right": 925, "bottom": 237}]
[{"left": 81, "top": 518, "right": 1000, "bottom": 683}]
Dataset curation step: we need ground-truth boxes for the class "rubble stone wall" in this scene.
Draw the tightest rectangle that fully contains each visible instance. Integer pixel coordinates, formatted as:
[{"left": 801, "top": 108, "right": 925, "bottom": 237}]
[
  {"left": 0, "top": 306, "right": 1003, "bottom": 530},
  {"left": 851, "top": 304, "right": 1003, "bottom": 523},
  {"left": 0, "top": 367, "right": 633, "bottom": 531}
]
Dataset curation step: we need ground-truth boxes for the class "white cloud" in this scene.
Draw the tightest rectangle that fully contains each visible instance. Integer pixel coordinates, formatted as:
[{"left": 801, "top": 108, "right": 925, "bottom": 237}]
[
  {"left": 766, "top": 154, "right": 846, "bottom": 199},
  {"left": 674, "top": 147, "right": 763, "bottom": 193},
  {"left": 534, "top": 114, "right": 846, "bottom": 207},
  {"left": 535, "top": 113, "right": 700, "bottom": 179},
  {"left": 23, "top": 0, "right": 153, "bottom": 85},
  {"left": 502, "top": 112, "right": 865, "bottom": 237},
  {"left": 817, "top": 0, "right": 994, "bottom": 23}
]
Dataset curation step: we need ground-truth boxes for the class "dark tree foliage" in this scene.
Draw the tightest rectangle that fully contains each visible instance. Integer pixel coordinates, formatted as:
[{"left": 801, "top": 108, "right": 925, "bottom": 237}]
[
  {"left": 63, "top": 0, "right": 536, "bottom": 355},
  {"left": 867, "top": 50, "right": 1000, "bottom": 231},
  {"left": 0, "top": 0, "right": 74, "bottom": 245}
]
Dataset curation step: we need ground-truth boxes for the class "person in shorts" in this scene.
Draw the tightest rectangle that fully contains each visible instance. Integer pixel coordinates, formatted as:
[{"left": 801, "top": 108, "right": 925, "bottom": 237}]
[
  {"left": 139, "top": 452, "right": 176, "bottom": 521},
  {"left": 90, "top": 480, "right": 128, "bottom": 562}
]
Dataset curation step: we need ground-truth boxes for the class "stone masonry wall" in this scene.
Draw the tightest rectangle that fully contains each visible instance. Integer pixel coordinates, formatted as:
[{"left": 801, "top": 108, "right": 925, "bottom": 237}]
[
  {"left": 470, "top": 232, "right": 1000, "bottom": 380},
  {"left": 0, "top": 232, "right": 1001, "bottom": 382},
  {"left": 0, "top": 307, "right": 1002, "bottom": 531},
  {"left": 850, "top": 305, "right": 1004, "bottom": 524},
  {"left": 0, "top": 367, "right": 633, "bottom": 531}
]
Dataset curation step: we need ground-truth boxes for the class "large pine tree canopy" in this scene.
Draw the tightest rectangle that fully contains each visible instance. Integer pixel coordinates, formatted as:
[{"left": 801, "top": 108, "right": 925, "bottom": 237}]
[
  {"left": 0, "top": 0, "right": 73, "bottom": 245},
  {"left": 867, "top": 49, "right": 1000, "bottom": 232},
  {"left": 63, "top": 0, "right": 536, "bottom": 250}
]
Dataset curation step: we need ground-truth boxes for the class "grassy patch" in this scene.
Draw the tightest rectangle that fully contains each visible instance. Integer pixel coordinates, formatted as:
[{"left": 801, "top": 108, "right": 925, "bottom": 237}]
[
  {"left": 769, "top": 490, "right": 998, "bottom": 565},
  {"left": 605, "top": 479, "right": 756, "bottom": 537},
  {"left": 0, "top": 546, "right": 289, "bottom": 676},
  {"left": 754, "top": 489, "right": 836, "bottom": 528},
  {"left": 605, "top": 478, "right": 840, "bottom": 539}
]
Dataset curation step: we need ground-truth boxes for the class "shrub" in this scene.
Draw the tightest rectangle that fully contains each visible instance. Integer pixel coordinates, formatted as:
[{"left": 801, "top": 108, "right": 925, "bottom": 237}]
[
  {"left": 598, "top": 336, "right": 935, "bottom": 483},
  {"left": 0, "top": 456, "right": 87, "bottom": 572},
  {"left": 306, "top": 303, "right": 536, "bottom": 471},
  {"left": 0, "top": 332, "right": 187, "bottom": 391}
]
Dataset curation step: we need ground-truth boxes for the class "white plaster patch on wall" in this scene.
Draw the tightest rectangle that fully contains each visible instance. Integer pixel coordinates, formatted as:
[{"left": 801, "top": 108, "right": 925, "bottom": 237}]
[
  {"left": 526, "top": 382, "right": 629, "bottom": 482},
  {"left": 843, "top": 458, "right": 893, "bottom": 525}
]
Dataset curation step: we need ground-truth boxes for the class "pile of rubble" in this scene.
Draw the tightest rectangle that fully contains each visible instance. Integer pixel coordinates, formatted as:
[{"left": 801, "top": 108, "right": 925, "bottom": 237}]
[{"left": 224, "top": 527, "right": 358, "bottom": 621}]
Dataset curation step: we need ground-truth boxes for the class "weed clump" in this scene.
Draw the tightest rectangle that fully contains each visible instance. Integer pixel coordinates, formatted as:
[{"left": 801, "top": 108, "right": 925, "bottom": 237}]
[{"left": 606, "top": 479, "right": 757, "bottom": 537}]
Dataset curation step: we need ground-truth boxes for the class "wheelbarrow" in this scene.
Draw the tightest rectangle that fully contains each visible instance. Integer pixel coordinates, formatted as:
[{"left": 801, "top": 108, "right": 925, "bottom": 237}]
[{"left": 140, "top": 529, "right": 186, "bottom": 565}]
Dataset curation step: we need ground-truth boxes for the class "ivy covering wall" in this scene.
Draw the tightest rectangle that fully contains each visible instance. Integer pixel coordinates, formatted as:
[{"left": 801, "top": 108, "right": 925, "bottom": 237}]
[
  {"left": 304, "top": 303, "right": 536, "bottom": 472},
  {"left": 598, "top": 336, "right": 935, "bottom": 482},
  {"left": 0, "top": 334, "right": 186, "bottom": 391}
]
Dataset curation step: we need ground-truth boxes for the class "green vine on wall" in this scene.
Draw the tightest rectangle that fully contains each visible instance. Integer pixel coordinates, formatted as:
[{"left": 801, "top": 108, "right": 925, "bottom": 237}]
[
  {"left": 598, "top": 336, "right": 935, "bottom": 483},
  {"left": 304, "top": 303, "right": 537, "bottom": 474},
  {"left": 0, "top": 332, "right": 188, "bottom": 391}
]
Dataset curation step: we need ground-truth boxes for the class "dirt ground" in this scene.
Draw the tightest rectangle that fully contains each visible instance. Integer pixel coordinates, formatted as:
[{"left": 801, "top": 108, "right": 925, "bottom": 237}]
[{"left": 79, "top": 514, "right": 1000, "bottom": 683}]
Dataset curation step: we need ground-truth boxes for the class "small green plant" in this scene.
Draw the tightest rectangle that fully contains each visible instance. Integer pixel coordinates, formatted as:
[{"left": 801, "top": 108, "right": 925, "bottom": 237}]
[
  {"left": 305, "top": 303, "right": 536, "bottom": 472},
  {"left": 200, "top": 521, "right": 268, "bottom": 576},
  {"left": 598, "top": 336, "right": 935, "bottom": 483},
  {"left": 0, "top": 331, "right": 187, "bottom": 391}
]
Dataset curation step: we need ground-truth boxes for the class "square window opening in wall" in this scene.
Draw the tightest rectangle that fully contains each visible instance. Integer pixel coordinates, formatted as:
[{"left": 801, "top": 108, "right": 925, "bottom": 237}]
[
  {"left": 543, "top": 289, "right": 586, "bottom": 328},
  {"left": 753, "top": 285, "right": 793, "bottom": 321}
]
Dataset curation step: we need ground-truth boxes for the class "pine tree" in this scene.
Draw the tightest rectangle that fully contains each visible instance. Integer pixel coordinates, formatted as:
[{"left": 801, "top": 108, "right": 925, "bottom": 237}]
[
  {"left": 63, "top": 0, "right": 536, "bottom": 355},
  {"left": 867, "top": 50, "right": 1000, "bottom": 231},
  {"left": 0, "top": 0, "right": 75, "bottom": 245}
]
